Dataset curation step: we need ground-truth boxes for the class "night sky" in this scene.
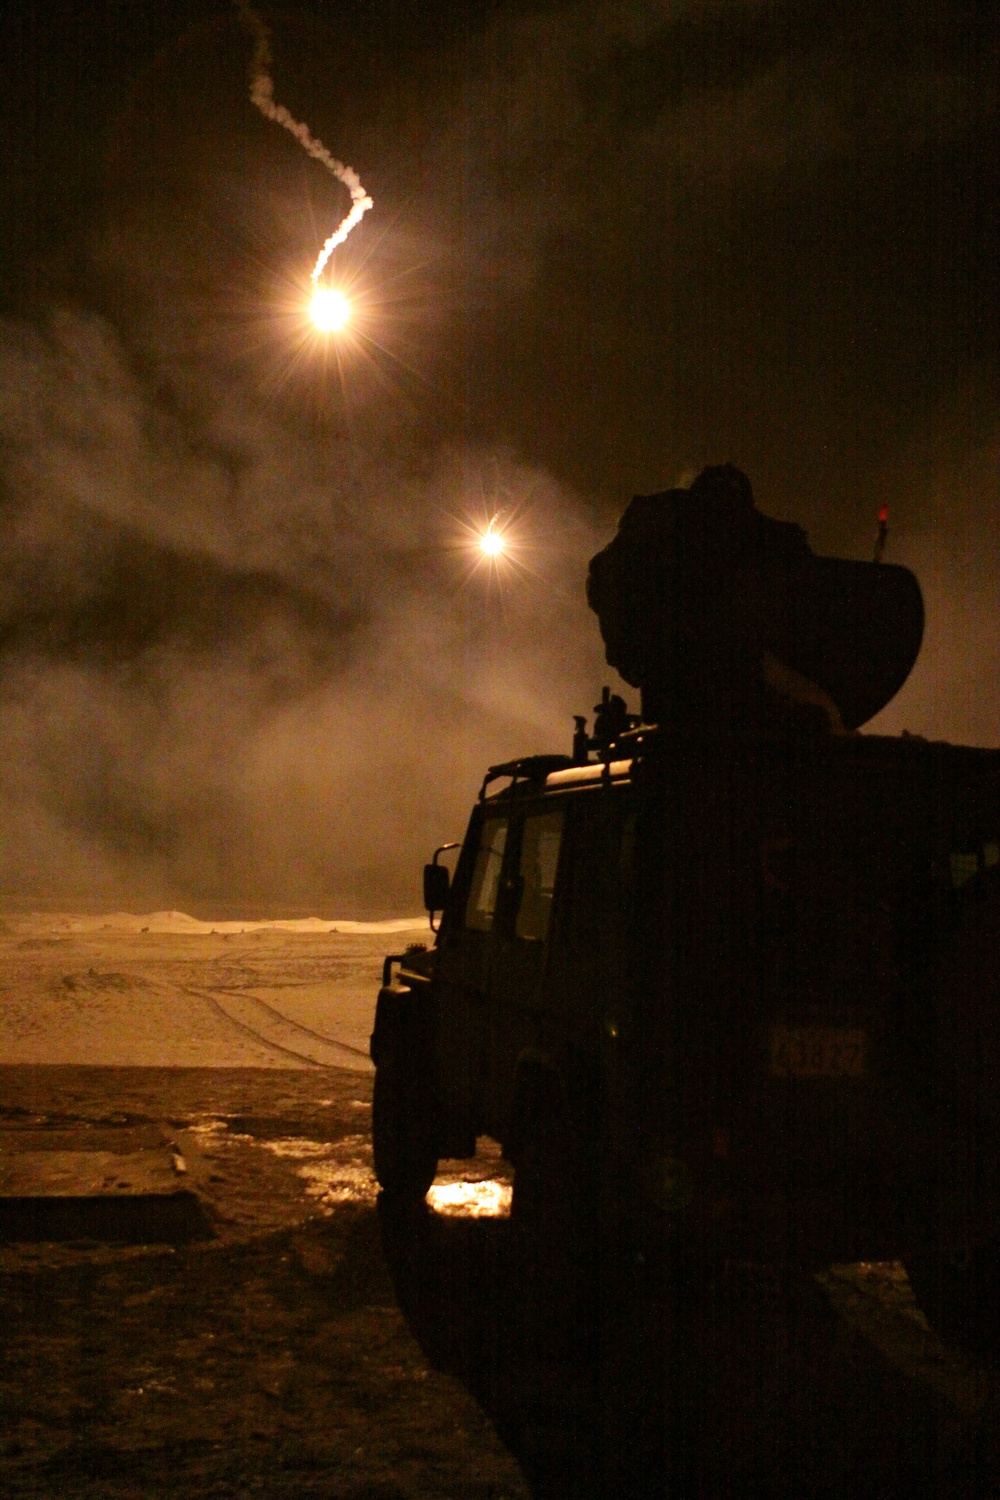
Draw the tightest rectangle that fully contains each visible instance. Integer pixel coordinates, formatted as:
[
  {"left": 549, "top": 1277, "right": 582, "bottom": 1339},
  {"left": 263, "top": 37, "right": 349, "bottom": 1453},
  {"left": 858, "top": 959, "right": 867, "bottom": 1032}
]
[{"left": 1, "top": 0, "right": 998, "bottom": 910}]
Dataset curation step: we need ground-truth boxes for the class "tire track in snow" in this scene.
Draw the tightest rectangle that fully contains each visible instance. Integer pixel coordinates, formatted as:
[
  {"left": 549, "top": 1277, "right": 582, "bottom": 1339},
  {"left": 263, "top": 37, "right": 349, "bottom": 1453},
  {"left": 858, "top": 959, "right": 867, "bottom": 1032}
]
[
  {"left": 211, "top": 987, "right": 371, "bottom": 1060},
  {"left": 183, "top": 987, "right": 370, "bottom": 1068}
]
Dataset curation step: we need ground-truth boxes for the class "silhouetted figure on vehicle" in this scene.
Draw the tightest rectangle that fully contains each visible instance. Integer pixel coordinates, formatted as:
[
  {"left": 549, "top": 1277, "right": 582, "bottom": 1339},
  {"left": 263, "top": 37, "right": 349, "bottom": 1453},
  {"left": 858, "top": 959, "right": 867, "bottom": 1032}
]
[{"left": 586, "top": 464, "right": 924, "bottom": 736}]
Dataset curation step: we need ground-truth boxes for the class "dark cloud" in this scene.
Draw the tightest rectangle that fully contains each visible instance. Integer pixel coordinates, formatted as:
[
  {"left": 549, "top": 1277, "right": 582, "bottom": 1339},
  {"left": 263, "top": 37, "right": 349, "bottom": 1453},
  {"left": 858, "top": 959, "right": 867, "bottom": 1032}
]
[{"left": 0, "top": 305, "right": 608, "bottom": 909}]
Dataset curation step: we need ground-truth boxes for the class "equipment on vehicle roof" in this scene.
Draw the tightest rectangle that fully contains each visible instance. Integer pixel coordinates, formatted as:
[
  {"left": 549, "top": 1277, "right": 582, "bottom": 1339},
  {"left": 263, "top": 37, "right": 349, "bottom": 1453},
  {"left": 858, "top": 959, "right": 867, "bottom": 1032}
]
[{"left": 586, "top": 465, "right": 924, "bottom": 733}]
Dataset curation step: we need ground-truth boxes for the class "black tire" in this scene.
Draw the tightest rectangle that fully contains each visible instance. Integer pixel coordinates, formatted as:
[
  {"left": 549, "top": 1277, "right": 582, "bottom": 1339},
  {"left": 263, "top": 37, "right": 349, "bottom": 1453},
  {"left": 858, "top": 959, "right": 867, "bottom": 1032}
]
[
  {"left": 371, "top": 992, "right": 438, "bottom": 1202},
  {"left": 905, "top": 868, "right": 1000, "bottom": 1356}
]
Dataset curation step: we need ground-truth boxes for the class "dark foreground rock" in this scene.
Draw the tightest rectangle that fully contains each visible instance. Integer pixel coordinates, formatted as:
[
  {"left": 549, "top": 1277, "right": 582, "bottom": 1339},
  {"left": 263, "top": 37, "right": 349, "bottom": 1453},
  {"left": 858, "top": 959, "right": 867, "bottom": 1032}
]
[{"left": 0, "top": 1066, "right": 529, "bottom": 1500}]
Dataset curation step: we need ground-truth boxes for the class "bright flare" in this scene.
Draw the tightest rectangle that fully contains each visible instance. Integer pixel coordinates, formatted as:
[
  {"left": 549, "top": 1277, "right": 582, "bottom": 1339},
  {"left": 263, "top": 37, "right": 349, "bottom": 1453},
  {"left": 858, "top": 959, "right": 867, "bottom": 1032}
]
[
  {"left": 310, "top": 286, "right": 351, "bottom": 334},
  {"left": 480, "top": 527, "right": 506, "bottom": 557}
]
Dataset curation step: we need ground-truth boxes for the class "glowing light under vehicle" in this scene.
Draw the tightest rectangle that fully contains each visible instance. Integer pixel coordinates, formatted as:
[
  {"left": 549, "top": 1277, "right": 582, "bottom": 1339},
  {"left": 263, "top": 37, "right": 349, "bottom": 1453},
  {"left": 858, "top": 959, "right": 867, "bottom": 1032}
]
[{"left": 427, "top": 1179, "right": 512, "bottom": 1217}]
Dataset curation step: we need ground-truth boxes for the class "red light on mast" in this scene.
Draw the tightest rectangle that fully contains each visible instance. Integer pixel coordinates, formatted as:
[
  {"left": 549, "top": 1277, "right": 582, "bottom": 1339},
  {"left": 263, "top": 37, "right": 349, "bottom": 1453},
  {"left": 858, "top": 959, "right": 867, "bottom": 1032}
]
[{"left": 874, "top": 505, "right": 889, "bottom": 564}]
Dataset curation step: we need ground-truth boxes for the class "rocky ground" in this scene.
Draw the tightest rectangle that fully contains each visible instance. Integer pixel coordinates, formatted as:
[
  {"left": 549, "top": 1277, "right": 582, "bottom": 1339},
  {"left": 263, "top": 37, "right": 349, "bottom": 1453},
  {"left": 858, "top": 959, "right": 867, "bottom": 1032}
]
[
  {"left": 0, "top": 1064, "right": 527, "bottom": 1500},
  {"left": 4, "top": 920, "right": 1000, "bottom": 1496}
]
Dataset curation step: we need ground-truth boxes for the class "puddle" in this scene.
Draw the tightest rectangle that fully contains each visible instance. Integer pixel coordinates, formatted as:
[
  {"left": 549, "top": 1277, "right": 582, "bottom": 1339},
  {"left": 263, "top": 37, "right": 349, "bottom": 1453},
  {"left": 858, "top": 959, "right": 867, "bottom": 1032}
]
[
  {"left": 258, "top": 1137, "right": 338, "bottom": 1159},
  {"left": 187, "top": 1121, "right": 511, "bottom": 1220},
  {"left": 298, "top": 1159, "right": 379, "bottom": 1209},
  {"left": 248, "top": 1133, "right": 380, "bottom": 1209}
]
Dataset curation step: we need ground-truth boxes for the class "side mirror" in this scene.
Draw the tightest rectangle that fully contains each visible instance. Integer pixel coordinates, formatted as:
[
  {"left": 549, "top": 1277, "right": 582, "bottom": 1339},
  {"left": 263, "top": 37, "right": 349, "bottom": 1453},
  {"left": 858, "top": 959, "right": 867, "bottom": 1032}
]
[
  {"left": 423, "top": 841, "right": 459, "bottom": 932},
  {"left": 423, "top": 862, "right": 450, "bottom": 914}
]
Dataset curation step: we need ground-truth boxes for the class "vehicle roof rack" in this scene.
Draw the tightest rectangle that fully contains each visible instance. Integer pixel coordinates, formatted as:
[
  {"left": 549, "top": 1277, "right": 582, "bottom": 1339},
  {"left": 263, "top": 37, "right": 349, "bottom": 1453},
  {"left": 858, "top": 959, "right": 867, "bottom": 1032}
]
[
  {"left": 479, "top": 755, "right": 574, "bottom": 801},
  {"left": 604, "top": 723, "right": 659, "bottom": 757}
]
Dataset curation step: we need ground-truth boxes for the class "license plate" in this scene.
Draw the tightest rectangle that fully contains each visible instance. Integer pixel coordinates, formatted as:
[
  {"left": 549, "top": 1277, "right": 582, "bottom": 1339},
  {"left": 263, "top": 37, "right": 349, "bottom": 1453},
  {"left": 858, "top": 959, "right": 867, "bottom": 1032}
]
[{"left": 770, "top": 1026, "right": 866, "bottom": 1078}]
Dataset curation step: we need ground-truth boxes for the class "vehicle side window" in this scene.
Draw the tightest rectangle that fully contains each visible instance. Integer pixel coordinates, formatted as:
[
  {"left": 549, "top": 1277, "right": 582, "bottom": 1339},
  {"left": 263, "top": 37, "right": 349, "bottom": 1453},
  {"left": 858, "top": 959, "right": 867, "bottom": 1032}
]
[
  {"left": 515, "top": 809, "right": 565, "bottom": 941},
  {"left": 465, "top": 816, "right": 509, "bottom": 931}
]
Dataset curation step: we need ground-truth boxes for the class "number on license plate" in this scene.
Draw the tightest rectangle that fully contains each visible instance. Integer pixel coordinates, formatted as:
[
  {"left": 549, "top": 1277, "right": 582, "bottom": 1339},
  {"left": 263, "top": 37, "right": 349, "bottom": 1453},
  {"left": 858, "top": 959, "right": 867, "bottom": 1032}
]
[{"left": 770, "top": 1025, "right": 866, "bottom": 1078}]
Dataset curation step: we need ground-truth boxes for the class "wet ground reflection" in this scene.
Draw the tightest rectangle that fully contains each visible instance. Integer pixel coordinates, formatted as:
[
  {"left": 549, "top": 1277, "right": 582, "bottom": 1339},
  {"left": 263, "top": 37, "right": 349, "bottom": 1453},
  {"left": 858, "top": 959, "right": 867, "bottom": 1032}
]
[
  {"left": 217, "top": 1128, "right": 519, "bottom": 1221},
  {"left": 256, "top": 1133, "right": 380, "bottom": 1209}
]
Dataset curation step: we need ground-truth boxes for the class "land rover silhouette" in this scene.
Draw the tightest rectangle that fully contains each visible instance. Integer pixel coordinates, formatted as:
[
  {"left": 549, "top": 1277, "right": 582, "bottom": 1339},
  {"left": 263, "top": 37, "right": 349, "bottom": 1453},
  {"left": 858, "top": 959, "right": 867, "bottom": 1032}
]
[{"left": 371, "top": 468, "right": 1000, "bottom": 1360}]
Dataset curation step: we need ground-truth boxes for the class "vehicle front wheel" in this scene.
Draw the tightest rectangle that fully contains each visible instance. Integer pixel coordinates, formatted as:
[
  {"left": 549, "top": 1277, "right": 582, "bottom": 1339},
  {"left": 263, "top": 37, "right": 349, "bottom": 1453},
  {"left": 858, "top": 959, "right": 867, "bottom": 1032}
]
[{"left": 370, "top": 988, "right": 438, "bottom": 1202}]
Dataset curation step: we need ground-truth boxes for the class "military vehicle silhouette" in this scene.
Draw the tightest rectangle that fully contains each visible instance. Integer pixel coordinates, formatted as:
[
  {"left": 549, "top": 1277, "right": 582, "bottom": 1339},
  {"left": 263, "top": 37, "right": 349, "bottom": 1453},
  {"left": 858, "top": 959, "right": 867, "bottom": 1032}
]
[{"left": 371, "top": 468, "right": 1000, "bottom": 1362}]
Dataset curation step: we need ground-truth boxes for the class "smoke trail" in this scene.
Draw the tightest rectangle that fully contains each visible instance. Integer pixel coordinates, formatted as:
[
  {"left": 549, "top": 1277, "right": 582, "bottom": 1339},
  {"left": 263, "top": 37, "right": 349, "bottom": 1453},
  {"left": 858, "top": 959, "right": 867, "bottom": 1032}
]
[{"left": 236, "top": 1, "right": 373, "bottom": 278}]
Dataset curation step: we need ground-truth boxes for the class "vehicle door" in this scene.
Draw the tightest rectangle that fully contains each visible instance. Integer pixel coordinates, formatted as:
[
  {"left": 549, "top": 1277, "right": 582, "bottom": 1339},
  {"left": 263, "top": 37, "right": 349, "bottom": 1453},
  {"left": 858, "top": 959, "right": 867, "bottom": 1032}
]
[
  {"left": 432, "top": 806, "right": 511, "bottom": 1145},
  {"left": 541, "top": 788, "right": 638, "bottom": 1124},
  {"left": 484, "top": 800, "right": 568, "bottom": 1134}
]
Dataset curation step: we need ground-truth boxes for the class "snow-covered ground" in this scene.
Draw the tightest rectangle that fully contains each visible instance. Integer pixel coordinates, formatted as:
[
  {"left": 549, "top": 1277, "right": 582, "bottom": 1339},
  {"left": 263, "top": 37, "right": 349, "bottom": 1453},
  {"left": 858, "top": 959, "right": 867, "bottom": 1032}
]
[{"left": 0, "top": 911, "right": 430, "bottom": 1069}]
